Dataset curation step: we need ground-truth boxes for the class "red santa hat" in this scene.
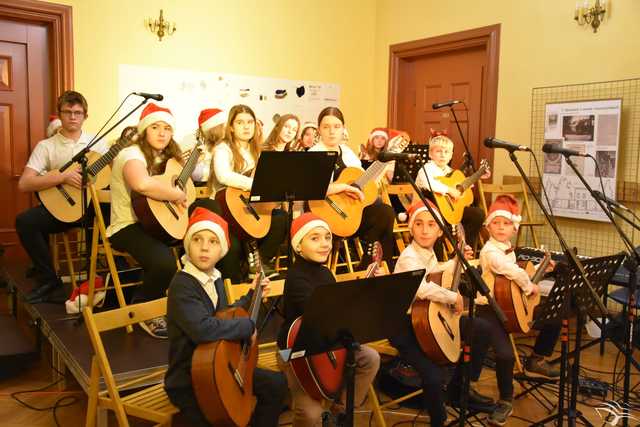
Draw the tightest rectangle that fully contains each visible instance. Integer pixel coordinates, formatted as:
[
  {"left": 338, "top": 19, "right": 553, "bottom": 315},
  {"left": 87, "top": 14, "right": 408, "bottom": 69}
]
[
  {"left": 484, "top": 195, "right": 522, "bottom": 230},
  {"left": 184, "top": 207, "right": 230, "bottom": 257},
  {"left": 290, "top": 213, "right": 331, "bottom": 252},
  {"left": 368, "top": 127, "right": 389, "bottom": 144},
  {"left": 198, "top": 108, "right": 226, "bottom": 133},
  {"left": 47, "top": 115, "right": 62, "bottom": 138},
  {"left": 407, "top": 200, "right": 442, "bottom": 231},
  {"left": 137, "top": 103, "right": 176, "bottom": 134}
]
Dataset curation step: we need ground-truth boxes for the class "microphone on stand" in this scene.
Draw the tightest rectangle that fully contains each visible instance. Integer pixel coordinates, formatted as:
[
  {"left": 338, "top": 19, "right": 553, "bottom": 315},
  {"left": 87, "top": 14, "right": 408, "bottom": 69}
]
[
  {"left": 378, "top": 151, "right": 418, "bottom": 162},
  {"left": 432, "top": 100, "right": 461, "bottom": 110},
  {"left": 133, "top": 92, "right": 164, "bottom": 101},
  {"left": 483, "top": 137, "right": 531, "bottom": 152},
  {"left": 542, "top": 143, "right": 588, "bottom": 157}
]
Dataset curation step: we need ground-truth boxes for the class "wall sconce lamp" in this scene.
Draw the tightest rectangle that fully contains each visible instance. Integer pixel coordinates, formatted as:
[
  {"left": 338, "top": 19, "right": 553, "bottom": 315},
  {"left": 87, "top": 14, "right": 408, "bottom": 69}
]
[
  {"left": 574, "top": 0, "right": 608, "bottom": 33},
  {"left": 145, "top": 9, "right": 176, "bottom": 41}
]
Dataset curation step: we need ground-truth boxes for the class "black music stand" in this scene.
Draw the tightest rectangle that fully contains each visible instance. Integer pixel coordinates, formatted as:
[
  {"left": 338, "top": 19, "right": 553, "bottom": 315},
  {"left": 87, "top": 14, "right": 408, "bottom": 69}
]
[
  {"left": 530, "top": 253, "right": 624, "bottom": 427},
  {"left": 282, "top": 270, "right": 425, "bottom": 427},
  {"left": 392, "top": 143, "right": 430, "bottom": 183},
  {"left": 249, "top": 151, "right": 337, "bottom": 331}
]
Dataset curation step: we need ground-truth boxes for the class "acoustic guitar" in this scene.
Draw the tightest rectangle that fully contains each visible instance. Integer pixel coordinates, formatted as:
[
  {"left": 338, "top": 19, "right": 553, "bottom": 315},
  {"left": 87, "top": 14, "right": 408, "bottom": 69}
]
[
  {"left": 216, "top": 187, "right": 278, "bottom": 239},
  {"left": 411, "top": 224, "right": 465, "bottom": 365},
  {"left": 191, "top": 242, "right": 264, "bottom": 426},
  {"left": 37, "top": 128, "right": 137, "bottom": 223},
  {"left": 286, "top": 242, "right": 382, "bottom": 401},
  {"left": 308, "top": 138, "right": 409, "bottom": 237},
  {"left": 432, "top": 159, "right": 490, "bottom": 225},
  {"left": 131, "top": 139, "right": 201, "bottom": 241},
  {"left": 483, "top": 251, "right": 551, "bottom": 334}
]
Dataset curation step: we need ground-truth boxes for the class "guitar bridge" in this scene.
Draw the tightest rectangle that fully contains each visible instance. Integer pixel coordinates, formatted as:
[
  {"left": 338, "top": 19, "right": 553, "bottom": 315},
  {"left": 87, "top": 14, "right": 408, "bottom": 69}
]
[
  {"left": 228, "top": 362, "right": 245, "bottom": 394},
  {"left": 438, "top": 311, "right": 455, "bottom": 340},
  {"left": 164, "top": 201, "right": 179, "bottom": 220},
  {"left": 325, "top": 197, "right": 347, "bottom": 219},
  {"left": 240, "top": 194, "right": 260, "bottom": 221},
  {"left": 56, "top": 185, "right": 77, "bottom": 206},
  {"left": 521, "top": 292, "right": 529, "bottom": 315}
]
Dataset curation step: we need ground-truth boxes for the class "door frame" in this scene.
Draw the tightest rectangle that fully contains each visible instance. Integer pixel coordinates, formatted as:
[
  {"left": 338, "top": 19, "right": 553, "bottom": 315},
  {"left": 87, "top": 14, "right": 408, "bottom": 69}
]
[
  {"left": 387, "top": 24, "right": 500, "bottom": 163},
  {"left": 0, "top": 0, "right": 73, "bottom": 96}
]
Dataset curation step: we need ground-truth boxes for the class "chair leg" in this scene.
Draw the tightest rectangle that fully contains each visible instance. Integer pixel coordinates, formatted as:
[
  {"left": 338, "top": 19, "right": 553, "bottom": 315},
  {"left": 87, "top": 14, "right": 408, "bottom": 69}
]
[
  {"left": 343, "top": 240, "right": 354, "bottom": 273},
  {"left": 85, "top": 358, "right": 100, "bottom": 427},
  {"left": 510, "top": 334, "right": 524, "bottom": 374},
  {"left": 62, "top": 233, "right": 78, "bottom": 289},
  {"left": 87, "top": 222, "right": 100, "bottom": 310},
  {"left": 368, "top": 384, "right": 387, "bottom": 427}
]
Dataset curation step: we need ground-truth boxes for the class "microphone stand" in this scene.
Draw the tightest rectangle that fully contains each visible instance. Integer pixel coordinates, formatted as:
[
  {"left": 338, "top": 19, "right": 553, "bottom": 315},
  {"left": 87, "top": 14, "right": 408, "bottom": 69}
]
[
  {"left": 448, "top": 104, "right": 475, "bottom": 174},
  {"left": 395, "top": 162, "right": 507, "bottom": 427},
  {"left": 504, "top": 148, "right": 609, "bottom": 427},
  {"left": 62, "top": 96, "right": 149, "bottom": 321},
  {"left": 562, "top": 155, "right": 640, "bottom": 427}
]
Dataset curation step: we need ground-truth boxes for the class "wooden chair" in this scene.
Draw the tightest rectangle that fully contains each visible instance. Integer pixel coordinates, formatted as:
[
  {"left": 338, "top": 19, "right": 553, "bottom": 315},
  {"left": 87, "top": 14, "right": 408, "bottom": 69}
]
[
  {"left": 195, "top": 185, "right": 211, "bottom": 199},
  {"left": 327, "top": 237, "right": 362, "bottom": 274},
  {"left": 223, "top": 277, "right": 286, "bottom": 372},
  {"left": 478, "top": 179, "right": 545, "bottom": 247},
  {"left": 380, "top": 183, "right": 417, "bottom": 255},
  {"left": 50, "top": 229, "right": 81, "bottom": 289},
  {"left": 83, "top": 298, "right": 178, "bottom": 427}
]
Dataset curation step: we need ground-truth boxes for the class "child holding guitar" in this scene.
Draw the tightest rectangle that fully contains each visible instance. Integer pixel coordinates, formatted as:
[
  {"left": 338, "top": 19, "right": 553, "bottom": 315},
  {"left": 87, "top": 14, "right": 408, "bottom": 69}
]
[
  {"left": 308, "top": 107, "right": 396, "bottom": 268},
  {"left": 277, "top": 213, "right": 380, "bottom": 426},
  {"left": 17, "top": 91, "right": 108, "bottom": 304},
  {"left": 479, "top": 195, "right": 560, "bottom": 425},
  {"left": 165, "top": 208, "right": 286, "bottom": 427},
  {"left": 392, "top": 201, "right": 495, "bottom": 427},
  {"left": 415, "top": 130, "right": 489, "bottom": 249},
  {"left": 210, "top": 104, "right": 287, "bottom": 278},
  {"left": 106, "top": 103, "right": 186, "bottom": 338}
]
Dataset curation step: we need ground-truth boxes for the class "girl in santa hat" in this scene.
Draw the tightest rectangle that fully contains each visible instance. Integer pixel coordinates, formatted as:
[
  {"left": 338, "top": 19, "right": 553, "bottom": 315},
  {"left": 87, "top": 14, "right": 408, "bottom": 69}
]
[
  {"left": 308, "top": 107, "right": 396, "bottom": 268},
  {"left": 210, "top": 104, "right": 287, "bottom": 278},
  {"left": 479, "top": 194, "right": 559, "bottom": 426},
  {"left": 263, "top": 113, "right": 301, "bottom": 152},
  {"left": 106, "top": 103, "right": 186, "bottom": 339}
]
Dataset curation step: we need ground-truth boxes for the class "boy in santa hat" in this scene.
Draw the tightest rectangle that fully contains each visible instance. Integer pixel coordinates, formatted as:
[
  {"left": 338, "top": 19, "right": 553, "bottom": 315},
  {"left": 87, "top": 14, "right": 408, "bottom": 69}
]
[
  {"left": 392, "top": 200, "right": 496, "bottom": 427},
  {"left": 479, "top": 195, "right": 560, "bottom": 426},
  {"left": 277, "top": 213, "right": 380, "bottom": 426},
  {"left": 165, "top": 207, "right": 286, "bottom": 427},
  {"left": 415, "top": 129, "right": 488, "bottom": 249}
]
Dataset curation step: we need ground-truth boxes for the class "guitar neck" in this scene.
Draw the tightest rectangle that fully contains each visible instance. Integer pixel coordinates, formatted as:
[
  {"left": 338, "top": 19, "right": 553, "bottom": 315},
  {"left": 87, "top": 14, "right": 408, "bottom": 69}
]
[
  {"left": 87, "top": 138, "right": 130, "bottom": 176},
  {"left": 176, "top": 143, "right": 202, "bottom": 188},
  {"left": 459, "top": 166, "right": 486, "bottom": 192},
  {"left": 530, "top": 255, "right": 551, "bottom": 284},
  {"left": 354, "top": 160, "right": 386, "bottom": 189}
]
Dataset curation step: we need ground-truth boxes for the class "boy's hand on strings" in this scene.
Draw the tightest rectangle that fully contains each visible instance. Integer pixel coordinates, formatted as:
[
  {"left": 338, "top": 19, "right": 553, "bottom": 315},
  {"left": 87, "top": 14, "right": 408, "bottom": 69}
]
[
  {"left": 530, "top": 283, "right": 540, "bottom": 296},
  {"left": 463, "top": 245, "right": 474, "bottom": 260},
  {"left": 447, "top": 187, "right": 461, "bottom": 200},
  {"left": 61, "top": 164, "right": 83, "bottom": 189},
  {"left": 454, "top": 294, "right": 464, "bottom": 314}
]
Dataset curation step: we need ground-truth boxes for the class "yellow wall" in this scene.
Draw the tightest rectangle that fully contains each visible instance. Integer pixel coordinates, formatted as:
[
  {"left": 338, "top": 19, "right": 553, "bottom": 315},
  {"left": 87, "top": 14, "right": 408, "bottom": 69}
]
[
  {"left": 43, "top": 0, "right": 377, "bottom": 147},
  {"left": 374, "top": 0, "right": 640, "bottom": 184}
]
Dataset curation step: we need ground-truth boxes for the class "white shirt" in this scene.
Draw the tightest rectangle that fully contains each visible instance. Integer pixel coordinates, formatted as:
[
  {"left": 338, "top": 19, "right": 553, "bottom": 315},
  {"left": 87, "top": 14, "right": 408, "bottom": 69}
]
[
  {"left": 25, "top": 130, "right": 105, "bottom": 174},
  {"left": 106, "top": 145, "right": 147, "bottom": 237},
  {"left": 477, "top": 237, "right": 534, "bottom": 305},
  {"left": 416, "top": 161, "right": 453, "bottom": 195},
  {"left": 211, "top": 141, "right": 255, "bottom": 194},
  {"left": 394, "top": 241, "right": 458, "bottom": 306},
  {"left": 182, "top": 258, "right": 221, "bottom": 308}
]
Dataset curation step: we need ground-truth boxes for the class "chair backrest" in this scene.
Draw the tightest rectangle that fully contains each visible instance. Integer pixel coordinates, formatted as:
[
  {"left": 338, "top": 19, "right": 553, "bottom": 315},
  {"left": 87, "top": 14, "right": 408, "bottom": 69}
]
[
  {"left": 334, "top": 261, "right": 390, "bottom": 282},
  {"left": 224, "top": 278, "right": 286, "bottom": 304},
  {"left": 195, "top": 186, "right": 212, "bottom": 199},
  {"left": 477, "top": 180, "right": 528, "bottom": 215},
  {"left": 381, "top": 183, "right": 417, "bottom": 210}
]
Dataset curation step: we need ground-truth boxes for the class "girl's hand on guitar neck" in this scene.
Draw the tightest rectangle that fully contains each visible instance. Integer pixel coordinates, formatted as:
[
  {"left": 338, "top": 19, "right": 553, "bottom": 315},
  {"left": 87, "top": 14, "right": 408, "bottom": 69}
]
[
  {"left": 463, "top": 245, "right": 474, "bottom": 260},
  {"left": 327, "top": 182, "right": 364, "bottom": 201}
]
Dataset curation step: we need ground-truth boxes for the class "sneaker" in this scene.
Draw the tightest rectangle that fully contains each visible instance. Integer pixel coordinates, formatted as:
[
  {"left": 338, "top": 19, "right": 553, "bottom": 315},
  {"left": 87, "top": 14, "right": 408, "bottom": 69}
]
[
  {"left": 139, "top": 316, "right": 168, "bottom": 339},
  {"left": 488, "top": 400, "right": 513, "bottom": 426},
  {"left": 525, "top": 355, "right": 561, "bottom": 379}
]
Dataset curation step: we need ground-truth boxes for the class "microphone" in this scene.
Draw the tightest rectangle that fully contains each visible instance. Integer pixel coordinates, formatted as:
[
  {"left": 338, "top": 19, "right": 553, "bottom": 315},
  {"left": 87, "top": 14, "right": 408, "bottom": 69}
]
[
  {"left": 541, "top": 143, "right": 587, "bottom": 157},
  {"left": 378, "top": 151, "right": 418, "bottom": 162},
  {"left": 593, "top": 191, "right": 630, "bottom": 212},
  {"left": 133, "top": 92, "right": 164, "bottom": 101},
  {"left": 483, "top": 137, "right": 531, "bottom": 152},
  {"left": 432, "top": 100, "right": 461, "bottom": 110}
]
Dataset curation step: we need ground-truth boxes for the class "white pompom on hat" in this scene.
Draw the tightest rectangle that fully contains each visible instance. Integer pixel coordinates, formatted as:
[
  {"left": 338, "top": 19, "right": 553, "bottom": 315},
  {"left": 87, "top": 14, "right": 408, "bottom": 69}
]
[
  {"left": 484, "top": 194, "right": 522, "bottom": 230},
  {"left": 290, "top": 213, "right": 331, "bottom": 252},
  {"left": 184, "top": 207, "right": 230, "bottom": 257},
  {"left": 137, "top": 103, "right": 176, "bottom": 135}
]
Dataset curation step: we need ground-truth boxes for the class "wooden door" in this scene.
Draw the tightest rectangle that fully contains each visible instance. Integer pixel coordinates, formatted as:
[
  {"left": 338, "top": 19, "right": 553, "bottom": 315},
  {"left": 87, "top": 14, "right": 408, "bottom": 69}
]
[
  {"left": 390, "top": 25, "right": 500, "bottom": 173},
  {"left": 0, "top": 19, "right": 51, "bottom": 258}
]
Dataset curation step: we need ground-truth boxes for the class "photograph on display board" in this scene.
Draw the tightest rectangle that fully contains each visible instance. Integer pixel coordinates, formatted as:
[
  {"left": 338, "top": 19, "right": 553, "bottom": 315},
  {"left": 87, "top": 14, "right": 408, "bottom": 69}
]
[
  {"left": 562, "top": 115, "right": 595, "bottom": 141},
  {"left": 543, "top": 139, "right": 563, "bottom": 174}
]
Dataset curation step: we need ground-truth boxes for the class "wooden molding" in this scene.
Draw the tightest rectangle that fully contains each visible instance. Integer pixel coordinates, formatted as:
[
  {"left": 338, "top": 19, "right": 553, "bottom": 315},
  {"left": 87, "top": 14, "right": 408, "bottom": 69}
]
[
  {"left": 0, "top": 0, "right": 74, "bottom": 96},
  {"left": 387, "top": 24, "right": 501, "bottom": 169}
]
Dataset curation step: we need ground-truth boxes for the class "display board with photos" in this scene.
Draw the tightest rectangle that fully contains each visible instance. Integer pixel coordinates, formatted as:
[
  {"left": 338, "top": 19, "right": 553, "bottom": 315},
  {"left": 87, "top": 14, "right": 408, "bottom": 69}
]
[{"left": 542, "top": 99, "right": 621, "bottom": 222}]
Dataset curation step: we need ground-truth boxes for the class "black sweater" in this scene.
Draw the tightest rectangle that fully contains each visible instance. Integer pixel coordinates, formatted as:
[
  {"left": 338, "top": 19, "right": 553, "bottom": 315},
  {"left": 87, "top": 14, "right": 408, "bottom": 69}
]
[
  {"left": 277, "top": 257, "right": 336, "bottom": 349},
  {"left": 164, "top": 271, "right": 255, "bottom": 392}
]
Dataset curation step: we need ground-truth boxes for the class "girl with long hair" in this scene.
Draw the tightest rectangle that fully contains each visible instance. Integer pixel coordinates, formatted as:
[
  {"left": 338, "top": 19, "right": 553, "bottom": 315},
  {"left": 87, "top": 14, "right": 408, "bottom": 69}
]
[{"left": 263, "top": 114, "right": 300, "bottom": 152}]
